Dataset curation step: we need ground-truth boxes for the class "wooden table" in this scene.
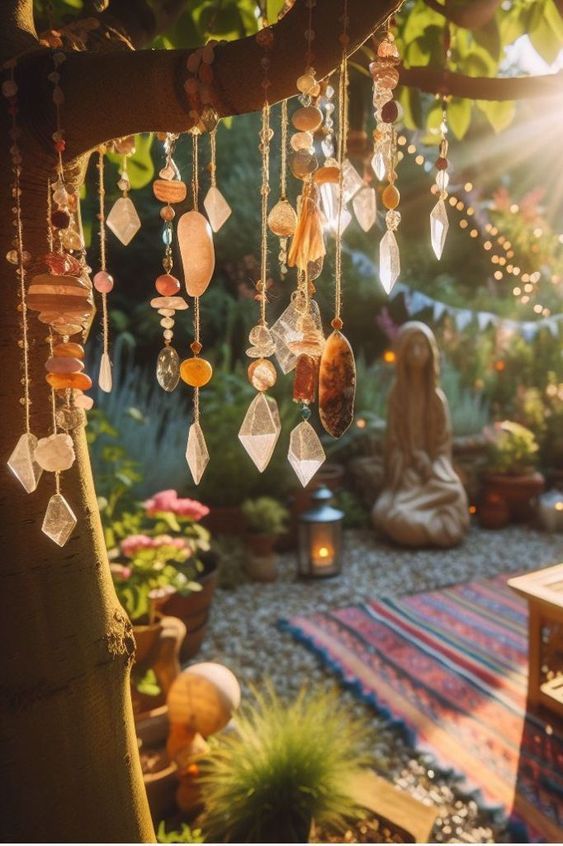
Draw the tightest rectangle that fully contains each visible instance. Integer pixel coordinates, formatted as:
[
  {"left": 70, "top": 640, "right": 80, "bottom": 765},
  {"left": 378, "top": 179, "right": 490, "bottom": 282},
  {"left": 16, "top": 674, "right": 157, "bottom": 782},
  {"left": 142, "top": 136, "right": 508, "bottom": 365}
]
[{"left": 508, "top": 563, "right": 563, "bottom": 718}]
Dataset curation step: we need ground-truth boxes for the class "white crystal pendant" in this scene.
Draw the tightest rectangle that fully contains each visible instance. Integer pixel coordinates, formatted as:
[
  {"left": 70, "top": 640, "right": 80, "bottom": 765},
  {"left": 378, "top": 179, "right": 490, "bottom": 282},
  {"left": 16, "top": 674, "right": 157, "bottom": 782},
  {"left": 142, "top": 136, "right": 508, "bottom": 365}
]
[
  {"left": 156, "top": 346, "right": 180, "bottom": 392},
  {"left": 379, "top": 229, "right": 400, "bottom": 295},
  {"left": 98, "top": 352, "right": 112, "bottom": 393},
  {"left": 371, "top": 149, "right": 387, "bottom": 181},
  {"left": 430, "top": 198, "right": 449, "bottom": 260},
  {"left": 7, "top": 432, "right": 43, "bottom": 493},
  {"left": 106, "top": 197, "right": 141, "bottom": 246},
  {"left": 271, "top": 299, "right": 323, "bottom": 375},
  {"left": 353, "top": 186, "right": 377, "bottom": 233},
  {"left": 42, "top": 493, "right": 77, "bottom": 547},
  {"left": 288, "top": 421, "right": 326, "bottom": 487},
  {"left": 341, "top": 159, "right": 363, "bottom": 204},
  {"left": 203, "top": 186, "right": 232, "bottom": 233},
  {"left": 186, "top": 421, "right": 209, "bottom": 485},
  {"left": 238, "top": 393, "right": 281, "bottom": 472}
]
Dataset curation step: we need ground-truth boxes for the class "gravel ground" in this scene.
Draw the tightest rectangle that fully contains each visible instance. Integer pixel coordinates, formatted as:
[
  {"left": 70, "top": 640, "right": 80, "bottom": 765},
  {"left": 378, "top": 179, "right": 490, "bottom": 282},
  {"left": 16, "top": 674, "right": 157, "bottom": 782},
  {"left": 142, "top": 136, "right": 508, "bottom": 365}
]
[{"left": 198, "top": 525, "right": 563, "bottom": 844}]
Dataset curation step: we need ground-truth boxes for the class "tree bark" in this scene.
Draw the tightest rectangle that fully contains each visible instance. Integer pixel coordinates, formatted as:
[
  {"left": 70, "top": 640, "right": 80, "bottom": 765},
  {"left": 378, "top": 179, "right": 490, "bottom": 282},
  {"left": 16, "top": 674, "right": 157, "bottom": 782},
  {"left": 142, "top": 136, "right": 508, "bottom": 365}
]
[
  {"left": 0, "top": 0, "right": 401, "bottom": 841},
  {"left": 399, "top": 65, "right": 563, "bottom": 100}
]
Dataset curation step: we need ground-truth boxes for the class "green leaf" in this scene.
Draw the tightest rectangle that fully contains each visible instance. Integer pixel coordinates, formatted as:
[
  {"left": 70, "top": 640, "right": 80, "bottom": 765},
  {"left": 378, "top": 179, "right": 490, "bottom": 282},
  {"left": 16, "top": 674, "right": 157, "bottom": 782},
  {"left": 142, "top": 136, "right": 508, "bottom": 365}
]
[
  {"left": 544, "top": 0, "right": 563, "bottom": 42},
  {"left": 266, "top": 0, "right": 285, "bottom": 24},
  {"left": 529, "top": 11, "right": 563, "bottom": 63},
  {"left": 448, "top": 97, "right": 473, "bottom": 140},
  {"left": 473, "top": 17, "right": 501, "bottom": 63},
  {"left": 476, "top": 99, "right": 516, "bottom": 133}
]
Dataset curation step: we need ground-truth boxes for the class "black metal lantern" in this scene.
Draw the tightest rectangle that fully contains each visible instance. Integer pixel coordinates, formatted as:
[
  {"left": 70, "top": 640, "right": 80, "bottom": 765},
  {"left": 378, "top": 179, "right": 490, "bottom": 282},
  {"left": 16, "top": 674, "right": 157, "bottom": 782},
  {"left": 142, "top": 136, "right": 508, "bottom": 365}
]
[{"left": 298, "top": 486, "right": 343, "bottom": 578}]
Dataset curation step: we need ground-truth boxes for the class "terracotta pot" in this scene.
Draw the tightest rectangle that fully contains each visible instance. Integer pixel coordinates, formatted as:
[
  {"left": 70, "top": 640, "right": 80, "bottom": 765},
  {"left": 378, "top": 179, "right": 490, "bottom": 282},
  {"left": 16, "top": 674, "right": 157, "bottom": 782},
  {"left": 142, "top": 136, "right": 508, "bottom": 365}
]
[
  {"left": 202, "top": 505, "right": 246, "bottom": 536},
  {"left": 141, "top": 747, "right": 178, "bottom": 823},
  {"left": 246, "top": 533, "right": 276, "bottom": 557},
  {"left": 161, "top": 564, "right": 218, "bottom": 662},
  {"left": 245, "top": 552, "right": 278, "bottom": 583},
  {"left": 478, "top": 493, "right": 510, "bottom": 530},
  {"left": 133, "top": 621, "right": 163, "bottom": 665},
  {"left": 483, "top": 471, "right": 545, "bottom": 523},
  {"left": 135, "top": 704, "right": 169, "bottom": 748}
]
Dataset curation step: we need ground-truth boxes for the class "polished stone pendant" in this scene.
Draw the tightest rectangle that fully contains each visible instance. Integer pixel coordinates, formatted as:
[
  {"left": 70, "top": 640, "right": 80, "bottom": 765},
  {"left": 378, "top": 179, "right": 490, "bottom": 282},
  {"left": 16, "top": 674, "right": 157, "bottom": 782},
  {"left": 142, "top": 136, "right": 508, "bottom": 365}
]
[
  {"left": 106, "top": 197, "right": 141, "bottom": 246},
  {"left": 203, "top": 186, "right": 232, "bottom": 233},
  {"left": 98, "top": 351, "right": 112, "bottom": 393},
  {"left": 319, "top": 330, "right": 356, "bottom": 438},
  {"left": 288, "top": 420, "right": 326, "bottom": 487},
  {"left": 156, "top": 346, "right": 180, "bottom": 392},
  {"left": 42, "top": 493, "right": 77, "bottom": 547},
  {"left": 430, "top": 198, "right": 449, "bottom": 260},
  {"left": 7, "top": 432, "right": 43, "bottom": 493},
  {"left": 177, "top": 210, "right": 215, "bottom": 297},
  {"left": 238, "top": 392, "right": 281, "bottom": 472},
  {"left": 186, "top": 421, "right": 209, "bottom": 485}
]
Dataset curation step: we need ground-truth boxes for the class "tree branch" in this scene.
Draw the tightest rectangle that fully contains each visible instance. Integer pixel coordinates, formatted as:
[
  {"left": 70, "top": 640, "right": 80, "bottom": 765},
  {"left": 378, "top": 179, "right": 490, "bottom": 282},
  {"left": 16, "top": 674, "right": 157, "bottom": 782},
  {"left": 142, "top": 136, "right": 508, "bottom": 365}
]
[
  {"left": 398, "top": 65, "right": 563, "bottom": 100},
  {"left": 53, "top": 0, "right": 402, "bottom": 157},
  {"left": 423, "top": 0, "right": 501, "bottom": 30},
  {"left": 0, "top": 0, "right": 38, "bottom": 60}
]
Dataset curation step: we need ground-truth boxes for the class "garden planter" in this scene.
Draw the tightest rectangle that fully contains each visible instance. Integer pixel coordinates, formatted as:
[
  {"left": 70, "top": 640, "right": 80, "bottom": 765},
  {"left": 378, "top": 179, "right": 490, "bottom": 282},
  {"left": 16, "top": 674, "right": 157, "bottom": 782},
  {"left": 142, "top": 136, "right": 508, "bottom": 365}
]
[
  {"left": 244, "top": 534, "right": 278, "bottom": 582},
  {"left": 483, "top": 471, "right": 545, "bottom": 523},
  {"left": 478, "top": 492, "right": 510, "bottom": 530},
  {"left": 141, "top": 746, "right": 178, "bottom": 823},
  {"left": 132, "top": 616, "right": 186, "bottom": 714},
  {"left": 161, "top": 558, "right": 219, "bottom": 662},
  {"left": 202, "top": 505, "right": 246, "bottom": 537}
]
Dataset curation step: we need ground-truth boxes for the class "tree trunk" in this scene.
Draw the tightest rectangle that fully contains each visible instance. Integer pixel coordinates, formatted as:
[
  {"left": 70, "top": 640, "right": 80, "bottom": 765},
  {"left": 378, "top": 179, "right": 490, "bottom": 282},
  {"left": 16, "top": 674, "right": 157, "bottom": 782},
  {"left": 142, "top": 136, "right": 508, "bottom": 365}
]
[{"left": 0, "top": 0, "right": 400, "bottom": 840}]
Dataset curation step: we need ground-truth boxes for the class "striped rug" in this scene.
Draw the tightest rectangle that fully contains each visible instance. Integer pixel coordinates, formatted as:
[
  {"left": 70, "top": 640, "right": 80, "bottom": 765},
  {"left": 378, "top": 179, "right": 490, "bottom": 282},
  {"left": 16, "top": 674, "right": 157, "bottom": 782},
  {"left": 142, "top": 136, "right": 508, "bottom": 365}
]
[{"left": 280, "top": 575, "right": 563, "bottom": 842}]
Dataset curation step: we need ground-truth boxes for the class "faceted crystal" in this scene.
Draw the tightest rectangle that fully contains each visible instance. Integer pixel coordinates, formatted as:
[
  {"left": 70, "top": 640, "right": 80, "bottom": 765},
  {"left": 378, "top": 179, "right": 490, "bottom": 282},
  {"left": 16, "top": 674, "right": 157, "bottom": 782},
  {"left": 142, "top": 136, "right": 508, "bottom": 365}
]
[
  {"left": 353, "top": 186, "right": 377, "bottom": 233},
  {"left": 156, "top": 346, "right": 180, "bottom": 391},
  {"left": 186, "top": 421, "right": 209, "bottom": 485},
  {"left": 379, "top": 229, "right": 400, "bottom": 295},
  {"left": 371, "top": 149, "right": 387, "bottom": 181},
  {"left": 341, "top": 159, "right": 363, "bottom": 204},
  {"left": 106, "top": 197, "right": 141, "bottom": 246},
  {"left": 98, "top": 352, "right": 112, "bottom": 393},
  {"left": 271, "top": 299, "right": 323, "bottom": 374},
  {"left": 319, "top": 182, "right": 339, "bottom": 230},
  {"left": 430, "top": 198, "right": 449, "bottom": 260},
  {"left": 203, "top": 186, "right": 232, "bottom": 233},
  {"left": 288, "top": 421, "right": 326, "bottom": 487},
  {"left": 42, "top": 493, "right": 77, "bottom": 547},
  {"left": 246, "top": 324, "right": 276, "bottom": 358},
  {"left": 238, "top": 392, "right": 281, "bottom": 472},
  {"left": 326, "top": 207, "right": 352, "bottom": 238},
  {"left": 7, "top": 432, "right": 43, "bottom": 493}
]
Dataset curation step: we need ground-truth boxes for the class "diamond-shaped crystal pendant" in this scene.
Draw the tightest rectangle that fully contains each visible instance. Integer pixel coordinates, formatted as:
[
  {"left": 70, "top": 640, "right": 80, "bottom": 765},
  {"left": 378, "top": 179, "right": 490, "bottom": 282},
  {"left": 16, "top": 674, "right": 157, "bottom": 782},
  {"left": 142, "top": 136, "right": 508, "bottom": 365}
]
[
  {"left": 271, "top": 299, "right": 323, "bottom": 375},
  {"left": 379, "top": 229, "right": 400, "bottom": 295},
  {"left": 288, "top": 421, "right": 326, "bottom": 487},
  {"left": 186, "top": 421, "right": 209, "bottom": 485},
  {"left": 203, "top": 186, "right": 232, "bottom": 233},
  {"left": 106, "top": 197, "right": 141, "bottom": 246},
  {"left": 98, "top": 352, "right": 112, "bottom": 393},
  {"left": 341, "top": 159, "right": 363, "bottom": 204},
  {"left": 42, "top": 493, "right": 77, "bottom": 547},
  {"left": 7, "top": 432, "right": 43, "bottom": 493},
  {"left": 238, "top": 393, "right": 281, "bottom": 472},
  {"left": 430, "top": 198, "right": 449, "bottom": 260},
  {"left": 353, "top": 186, "right": 377, "bottom": 233}
]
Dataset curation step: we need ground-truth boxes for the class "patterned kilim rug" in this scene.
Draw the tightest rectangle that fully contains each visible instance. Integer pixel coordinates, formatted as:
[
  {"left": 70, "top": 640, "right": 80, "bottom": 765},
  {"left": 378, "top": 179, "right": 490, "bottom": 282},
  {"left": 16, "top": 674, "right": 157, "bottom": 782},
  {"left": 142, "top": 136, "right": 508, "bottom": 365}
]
[{"left": 279, "top": 574, "right": 563, "bottom": 843}]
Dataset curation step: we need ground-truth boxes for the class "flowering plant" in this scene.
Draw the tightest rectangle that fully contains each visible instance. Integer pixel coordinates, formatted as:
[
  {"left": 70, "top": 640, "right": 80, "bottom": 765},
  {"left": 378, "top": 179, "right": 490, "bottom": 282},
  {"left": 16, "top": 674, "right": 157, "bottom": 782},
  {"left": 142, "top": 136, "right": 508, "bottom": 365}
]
[
  {"left": 105, "top": 490, "right": 211, "bottom": 623},
  {"left": 484, "top": 421, "right": 539, "bottom": 475}
]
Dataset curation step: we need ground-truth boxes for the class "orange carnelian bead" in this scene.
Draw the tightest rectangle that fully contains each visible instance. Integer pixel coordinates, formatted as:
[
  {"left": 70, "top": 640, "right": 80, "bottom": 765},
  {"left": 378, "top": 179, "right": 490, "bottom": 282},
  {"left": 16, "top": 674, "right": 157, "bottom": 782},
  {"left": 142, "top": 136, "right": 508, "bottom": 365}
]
[
  {"left": 382, "top": 184, "right": 400, "bottom": 210},
  {"left": 53, "top": 342, "right": 85, "bottom": 359},
  {"left": 179, "top": 357, "right": 212, "bottom": 387},
  {"left": 46, "top": 372, "right": 93, "bottom": 390}
]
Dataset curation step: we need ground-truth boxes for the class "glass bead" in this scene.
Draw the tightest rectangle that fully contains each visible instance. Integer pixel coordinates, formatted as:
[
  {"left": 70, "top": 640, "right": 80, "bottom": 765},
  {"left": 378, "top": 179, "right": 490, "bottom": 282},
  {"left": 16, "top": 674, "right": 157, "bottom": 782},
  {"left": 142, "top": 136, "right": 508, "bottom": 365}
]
[
  {"left": 156, "top": 346, "right": 180, "bottom": 392},
  {"left": 436, "top": 170, "right": 449, "bottom": 191},
  {"left": 248, "top": 358, "right": 277, "bottom": 392},
  {"left": 382, "top": 184, "right": 400, "bottom": 210},
  {"left": 180, "top": 356, "right": 213, "bottom": 387},
  {"left": 44, "top": 251, "right": 82, "bottom": 276},
  {"left": 93, "top": 271, "right": 114, "bottom": 293},
  {"left": 155, "top": 273, "right": 180, "bottom": 296}
]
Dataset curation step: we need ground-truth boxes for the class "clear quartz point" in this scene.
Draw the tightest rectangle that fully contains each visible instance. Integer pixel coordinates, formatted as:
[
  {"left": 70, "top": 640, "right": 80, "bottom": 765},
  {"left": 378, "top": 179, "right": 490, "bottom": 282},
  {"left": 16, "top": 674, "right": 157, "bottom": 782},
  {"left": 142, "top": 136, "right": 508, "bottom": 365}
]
[
  {"left": 106, "top": 197, "right": 141, "bottom": 246},
  {"left": 371, "top": 149, "right": 387, "bottom": 181},
  {"left": 203, "top": 186, "right": 232, "bottom": 233},
  {"left": 353, "top": 186, "right": 377, "bottom": 232},
  {"left": 379, "top": 229, "right": 400, "bottom": 295},
  {"left": 271, "top": 299, "right": 323, "bottom": 375},
  {"left": 288, "top": 421, "right": 326, "bottom": 487},
  {"left": 42, "top": 493, "right": 77, "bottom": 547},
  {"left": 98, "top": 352, "right": 112, "bottom": 393},
  {"left": 238, "top": 392, "right": 281, "bottom": 472},
  {"left": 156, "top": 346, "right": 180, "bottom": 391},
  {"left": 430, "top": 198, "right": 449, "bottom": 260},
  {"left": 186, "top": 421, "right": 209, "bottom": 485},
  {"left": 341, "top": 159, "right": 363, "bottom": 204},
  {"left": 8, "top": 432, "right": 43, "bottom": 493}
]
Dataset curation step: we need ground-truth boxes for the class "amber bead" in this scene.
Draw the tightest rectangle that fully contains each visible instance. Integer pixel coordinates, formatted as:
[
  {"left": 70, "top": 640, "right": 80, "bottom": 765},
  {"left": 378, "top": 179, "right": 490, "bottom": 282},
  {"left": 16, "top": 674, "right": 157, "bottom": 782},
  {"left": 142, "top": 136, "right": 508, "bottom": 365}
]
[
  {"left": 46, "top": 372, "right": 92, "bottom": 390},
  {"left": 190, "top": 341, "right": 202, "bottom": 354},
  {"left": 331, "top": 317, "right": 343, "bottom": 330},
  {"left": 291, "top": 106, "right": 323, "bottom": 132},
  {"left": 435, "top": 157, "right": 448, "bottom": 170},
  {"left": 293, "top": 354, "right": 317, "bottom": 404},
  {"left": 179, "top": 356, "right": 212, "bottom": 387},
  {"left": 314, "top": 166, "right": 340, "bottom": 185},
  {"left": 53, "top": 342, "right": 85, "bottom": 359},
  {"left": 382, "top": 184, "right": 400, "bottom": 210},
  {"left": 45, "top": 356, "right": 84, "bottom": 374},
  {"left": 381, "top": 100, "right": 398, "bottom": 124}
]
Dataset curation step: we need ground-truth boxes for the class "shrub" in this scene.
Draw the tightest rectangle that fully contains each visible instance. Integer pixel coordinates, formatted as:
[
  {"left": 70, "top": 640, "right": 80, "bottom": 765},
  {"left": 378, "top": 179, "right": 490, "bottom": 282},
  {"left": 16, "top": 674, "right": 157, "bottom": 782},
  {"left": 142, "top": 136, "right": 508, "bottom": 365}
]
[
  {"left": 484, "top": 420, "right": 539, "bottom": 474},
  {"left": 241, "top": 497, "right": 289, "bottom": 535}
]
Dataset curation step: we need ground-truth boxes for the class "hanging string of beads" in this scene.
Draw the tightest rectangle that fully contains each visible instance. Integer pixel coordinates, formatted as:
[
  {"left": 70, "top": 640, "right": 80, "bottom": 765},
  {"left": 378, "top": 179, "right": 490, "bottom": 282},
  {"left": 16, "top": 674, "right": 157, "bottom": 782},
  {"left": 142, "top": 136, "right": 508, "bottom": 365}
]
[
  {"left": 105, "top": 135, "right": 141, "bottom": 246},
  {"left": 430, "top": 24, "right": 453, "bottom": 260},
  {"left": 267, "top": 98, "right": 296, "bottom": 276},
  {"left": 94, "top": 147, "right": 114, "bottom": 392},
  {"left": 203, "top": 125, "right": 232, "bottom": 232}
]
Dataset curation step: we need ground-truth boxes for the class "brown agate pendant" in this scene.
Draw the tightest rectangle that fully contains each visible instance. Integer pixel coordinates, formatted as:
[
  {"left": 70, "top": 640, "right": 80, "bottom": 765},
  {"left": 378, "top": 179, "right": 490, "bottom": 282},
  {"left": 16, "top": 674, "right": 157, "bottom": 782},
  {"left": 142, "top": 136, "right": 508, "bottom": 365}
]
[
  {"left": 293, "top": 354, "right": 317, "bottom": 404},
  {"left": 318, "top": 330, "right": 356, "bottom": 438}
]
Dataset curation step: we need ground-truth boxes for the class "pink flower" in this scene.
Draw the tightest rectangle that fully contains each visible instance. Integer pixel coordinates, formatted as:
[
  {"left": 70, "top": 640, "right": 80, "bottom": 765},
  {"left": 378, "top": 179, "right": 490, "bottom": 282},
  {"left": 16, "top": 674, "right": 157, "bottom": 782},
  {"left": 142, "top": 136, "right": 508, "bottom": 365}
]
[
  {"left": 120, "top": 534, "right": 154, "bottom": 558},
  {"left": 143, "top": 489, "right": 209, "bottom": 521},
  {"left": 110, "top": 563, "right": 132, "bottom": 580},
  {"left": 152, "top": 534, "right": 188, "bottom": 550}
]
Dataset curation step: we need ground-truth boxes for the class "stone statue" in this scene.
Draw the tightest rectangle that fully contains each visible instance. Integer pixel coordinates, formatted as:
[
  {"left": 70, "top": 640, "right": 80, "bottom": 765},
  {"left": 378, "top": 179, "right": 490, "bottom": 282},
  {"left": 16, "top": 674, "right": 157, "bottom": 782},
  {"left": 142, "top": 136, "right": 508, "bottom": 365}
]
[{"left": 372, "top": 321, "right": 469, "bottom": 548}]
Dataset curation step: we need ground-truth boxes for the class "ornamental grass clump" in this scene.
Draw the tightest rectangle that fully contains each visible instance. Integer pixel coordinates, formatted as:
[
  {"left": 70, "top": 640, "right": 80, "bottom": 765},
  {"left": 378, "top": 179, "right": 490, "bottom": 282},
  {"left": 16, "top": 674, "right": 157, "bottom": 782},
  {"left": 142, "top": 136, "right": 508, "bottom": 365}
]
[{"left": 198, "top": 687, "right": 372, "bottom": 843}]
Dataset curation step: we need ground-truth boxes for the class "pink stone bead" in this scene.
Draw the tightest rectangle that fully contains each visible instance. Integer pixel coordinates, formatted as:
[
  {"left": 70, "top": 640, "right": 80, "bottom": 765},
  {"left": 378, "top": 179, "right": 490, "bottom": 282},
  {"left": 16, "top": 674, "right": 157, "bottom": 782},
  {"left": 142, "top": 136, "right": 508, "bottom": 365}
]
[
  {"left": 155, "top": 273, "right": 181, "bottom": 296},
  {"left": 93, "top": 271, "right": 114, "bottom": 293},
  {"left": 45, "top": 356, "right": 84, "bottom": 374}
]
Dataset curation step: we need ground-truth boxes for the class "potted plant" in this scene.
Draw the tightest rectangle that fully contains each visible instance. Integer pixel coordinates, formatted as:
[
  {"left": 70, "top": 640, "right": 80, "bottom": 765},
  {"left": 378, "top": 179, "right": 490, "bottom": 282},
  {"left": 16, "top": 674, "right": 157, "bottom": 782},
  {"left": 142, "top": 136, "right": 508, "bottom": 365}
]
[
  {"left": 481, "top": 421, "right": 545, "bottom": 522},
  {"left": 241, "top": 498, "right": 289, "bottom": 582},
  {"left": 198, "top": 687, "right": 372, "bottom": 843}
]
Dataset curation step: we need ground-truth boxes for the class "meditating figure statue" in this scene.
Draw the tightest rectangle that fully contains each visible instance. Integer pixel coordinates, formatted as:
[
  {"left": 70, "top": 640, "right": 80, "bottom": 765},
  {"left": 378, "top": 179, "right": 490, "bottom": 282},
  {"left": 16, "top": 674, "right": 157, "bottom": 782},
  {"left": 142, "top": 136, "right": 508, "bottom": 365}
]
[{"left": 372, "top": 321, "right": 469, "bottom": 548}]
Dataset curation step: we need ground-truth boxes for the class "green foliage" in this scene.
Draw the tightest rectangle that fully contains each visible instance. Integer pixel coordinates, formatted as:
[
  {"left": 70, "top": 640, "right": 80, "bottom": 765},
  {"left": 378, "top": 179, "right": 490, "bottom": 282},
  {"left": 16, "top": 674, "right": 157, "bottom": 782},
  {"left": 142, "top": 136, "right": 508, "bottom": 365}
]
[
  {"left": 441, "top": 361, "right": 490, "bottom": 437},
  {"left": 199, "top": 687, "right": 372, "bottom": 843},
  {"left": 485, "top": 420, "right": 539, "bottom": 474},
  {"left": 157, "top": 821, "right": 205, "bottom": 843},
  {"left": 336, "top": 490, "right": 369, "bottom": 529},
  {"left": 106, "top": 135, "right": 155, "bottom": 190},
  {"left": 241, "top": 497, "right": 289, "bottom": 535}
]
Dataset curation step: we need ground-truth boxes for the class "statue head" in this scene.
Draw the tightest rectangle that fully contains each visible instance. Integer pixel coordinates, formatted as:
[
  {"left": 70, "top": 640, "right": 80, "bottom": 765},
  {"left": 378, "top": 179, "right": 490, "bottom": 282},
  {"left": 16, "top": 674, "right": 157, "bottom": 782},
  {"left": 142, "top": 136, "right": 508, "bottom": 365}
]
[{"left": 395, "top": 321, "right": 440, "bottom": 387}]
